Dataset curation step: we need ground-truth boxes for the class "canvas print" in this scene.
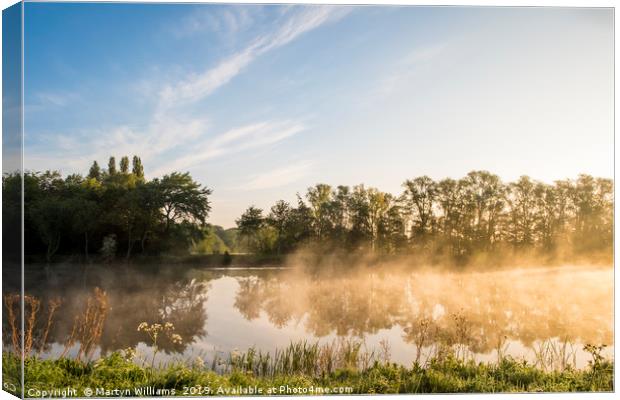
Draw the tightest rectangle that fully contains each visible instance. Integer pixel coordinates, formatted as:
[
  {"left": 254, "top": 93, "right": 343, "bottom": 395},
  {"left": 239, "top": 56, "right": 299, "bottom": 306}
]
[{"left": 1, "top": 2, "right": 614, "bottom": 398}]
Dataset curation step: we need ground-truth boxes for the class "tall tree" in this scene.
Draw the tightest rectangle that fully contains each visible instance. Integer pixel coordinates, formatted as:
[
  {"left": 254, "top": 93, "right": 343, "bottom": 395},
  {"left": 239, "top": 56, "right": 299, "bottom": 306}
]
[
  {"left": 306, "top": 184, "right": 333, "bottom": 241},
  {"left": 435, "top": 178, "right": 466, "bottom": 257},
  {"left": 403, "top": 176, "right": 437, "bottom": 244},
  {"left": 571, "top": 175, "right": 613, "bottom": 253},
  {"left": 132, "top": 155, "right": 144, "bottom": 179},
  {"left": 460, "top": 171, "right": 506, "bottom": 251},
  {"left": 287, "top": 195, "right": 314, "bottom": 246},
  {"left": 377, "top": 195, "right": 406, "bottom": 253},
  {"left": 68, "top": 181, "right": 101, "bottom": 261},
  {"left": 236, "top": 206, "right": 264, "bottom": 251},
  {"left": 267, "top": 200, "right": 291, "bottom": 255},
  {"left": 506, "top": 176, "right": 538, "bottom": 248},
  {"left": 534, "top": 181, "right": 568, "bottom": 251},
  {"left": 154, "top": 172, "right": 212, "bottom": 231},
  {"left": 30, "top": 198, "right": 69, "bottom": 263},
  {"left": 29, "top": 175, "right": 70, "bottom": 263},
  {"left": 88, "top": 161, "right": 101, "bottom": 181},
  {"left": 107, "top": 156, "right": 117, "bottom": 175},
  {"left": 346, "top": 185, "right": 376, "bottom": 248},
  {"left": 113, "top": 182, "right": 163, "bottom": 259},
  {"left": 120, "top": 156, "right": 130, "bottom": 174},
  {"left": 328, "top": 185, "right": 352, "bottom": 245},
  {"left": 366, "top": 188, "right": 391, "bottom": 252}
]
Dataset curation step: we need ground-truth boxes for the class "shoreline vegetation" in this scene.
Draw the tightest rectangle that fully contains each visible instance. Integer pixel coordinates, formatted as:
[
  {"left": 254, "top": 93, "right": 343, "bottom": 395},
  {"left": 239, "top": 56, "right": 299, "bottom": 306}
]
[
  {"left": 3, "top": 339, "right": 613, "bottom": 396},
  {"left": 23, "top": 254, "right": 287, "bottom": 268},
  {"left": 19, "top": 252, "right": 614, "bottom": 272},
  {"left": 2, "top": 155, "right": 613, "bottom": 269},
  {"left": 2, "top": 157, "right": 613, "bottom": 395}
]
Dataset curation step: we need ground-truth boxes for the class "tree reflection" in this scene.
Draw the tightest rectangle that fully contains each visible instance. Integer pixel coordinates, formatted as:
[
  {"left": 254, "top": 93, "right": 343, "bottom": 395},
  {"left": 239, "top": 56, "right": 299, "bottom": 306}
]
[
  {"left": 233, "top": 267, "right": 613, "bottom": 354},
  {"left": 20, "top": 265, "right": 612, "bottom": 361},
  {"left": 23, "top": 265, "right": 210, "bottom": 355}
]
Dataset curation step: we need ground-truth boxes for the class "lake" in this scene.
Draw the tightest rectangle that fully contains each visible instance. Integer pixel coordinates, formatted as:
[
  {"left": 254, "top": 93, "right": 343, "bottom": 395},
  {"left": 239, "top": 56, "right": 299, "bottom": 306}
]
[{"left": 24, "top": 264, "right": 613, "bottom": 370}]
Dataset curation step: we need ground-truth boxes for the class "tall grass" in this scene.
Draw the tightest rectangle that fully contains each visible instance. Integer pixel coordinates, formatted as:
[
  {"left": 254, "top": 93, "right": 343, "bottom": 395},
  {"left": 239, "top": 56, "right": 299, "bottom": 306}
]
[
  {"left": 3, "top": 340, "right": 613, "bottom": 396},
  {"left": 224, "top": 339, "right": 371, "bottom": 378},
  {"left": 532, "top": 338, "right": 578, "bottom": 371}
]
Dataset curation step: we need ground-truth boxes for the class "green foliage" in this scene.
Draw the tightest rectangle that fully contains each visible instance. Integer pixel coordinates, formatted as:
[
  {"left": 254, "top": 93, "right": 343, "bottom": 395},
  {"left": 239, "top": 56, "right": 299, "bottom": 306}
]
[
  {"left": 154, "top": 172, "right": 212, "bottom": 229},
  {"left": 237, "top": 171, "right": 613, "bottom": 264},
  {"left": 3, "top": 155, "right": 211, "bottom": 262},
  {"left": 30, "top": 194, "right": 72, "bottom": 262},
  {"left": 4, "top": 166, "right": 612, "bottom": 265},
  {"left": 192, "top": 226, "right": 231, "bottom": 254},
  {"left": 236, "top": 206, "right": 266, "bottom": 253}
]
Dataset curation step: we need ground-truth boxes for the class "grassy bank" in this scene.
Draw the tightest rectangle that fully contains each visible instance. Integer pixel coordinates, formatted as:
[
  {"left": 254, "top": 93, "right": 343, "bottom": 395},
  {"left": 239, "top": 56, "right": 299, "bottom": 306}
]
[{"left": 3, "top": 346, "right": 613, "bottom": 396}]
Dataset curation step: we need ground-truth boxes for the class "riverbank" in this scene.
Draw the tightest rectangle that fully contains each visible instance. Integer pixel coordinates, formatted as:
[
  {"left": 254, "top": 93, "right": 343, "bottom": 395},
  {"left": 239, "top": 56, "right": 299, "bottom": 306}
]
[
  {"left": 133, "top": 253, "right": 286, "bottom": 267},
  {"left": 3, "top": 348, "right": 613, "bottom": 397},
  {"left": 23, "top": 247, "right": 613, "bottom": 272},
  {"left": 23, "top": 253, "right": 286, "bottom": 268}
]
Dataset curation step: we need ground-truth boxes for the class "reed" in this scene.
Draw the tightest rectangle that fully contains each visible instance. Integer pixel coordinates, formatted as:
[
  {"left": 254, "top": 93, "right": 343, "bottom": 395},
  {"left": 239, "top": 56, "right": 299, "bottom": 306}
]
[
  {"left": 226, "top": 338, "right": 388, "bottom": 378},
  {"left": 60, "top": 287, "right": 109, "bottom": 361},
  {"left": 3, "top": 293, "right": 62, "bottom": 357},
  {"left": 3, "top": 294, "right": 21, "bottom": 353},
  {"left": 532, "top": 338, "right": 578, "bottom": 371},
  {"left": 24, "top": 295, "right": 41, "bottom": 356},
  {"left": 38, "top": 298, "right": 62, "bottom": 356}
]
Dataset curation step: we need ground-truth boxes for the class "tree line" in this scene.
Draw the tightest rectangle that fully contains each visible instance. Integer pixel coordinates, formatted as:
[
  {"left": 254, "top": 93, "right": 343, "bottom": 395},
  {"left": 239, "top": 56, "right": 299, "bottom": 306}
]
[
  {"left": 235, "top": 171, "right": 613, "bottom": 262},
  {"left": 2, "top": 156, "right": 211, "bottom": 263}
]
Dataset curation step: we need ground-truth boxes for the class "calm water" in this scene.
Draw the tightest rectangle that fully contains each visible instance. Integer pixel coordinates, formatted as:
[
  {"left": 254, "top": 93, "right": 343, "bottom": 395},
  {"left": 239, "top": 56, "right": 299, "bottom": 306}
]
[{"left": 26, "top": 264, "right": 613, "bottom": 369}]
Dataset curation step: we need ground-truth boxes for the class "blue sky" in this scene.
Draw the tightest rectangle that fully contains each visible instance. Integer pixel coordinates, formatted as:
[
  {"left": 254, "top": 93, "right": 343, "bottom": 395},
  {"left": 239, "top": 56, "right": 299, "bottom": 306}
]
[
  {"left": 23, "top": 4, "right": 613, "bottom": 227},
  {"left": 2, "top": 2, "right": 21, "bottom": 175}
]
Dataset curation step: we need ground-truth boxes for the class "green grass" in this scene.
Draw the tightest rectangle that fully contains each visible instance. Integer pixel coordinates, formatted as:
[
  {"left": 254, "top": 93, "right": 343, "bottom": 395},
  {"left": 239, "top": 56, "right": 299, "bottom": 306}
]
[{"left": 2, "top": 343, "right": 613, "bottom": 397}]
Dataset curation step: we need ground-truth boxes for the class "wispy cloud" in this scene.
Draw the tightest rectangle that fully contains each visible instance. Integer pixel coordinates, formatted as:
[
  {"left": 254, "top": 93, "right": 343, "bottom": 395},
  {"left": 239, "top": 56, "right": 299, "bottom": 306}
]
[
  {"left": 159, "top": 6, "right": 350, "bottom": 109},
  {"left": 145, "top": 6, "right": 347, "bottom": 175},
  {"left": 174, "top": 6, "right": 255, "bottom": 38},
  {"left": 28, "top": 91, "right": 80, "bottom": 111},
  {"left": 28, "top": 6, "right": 348, "bottom": 179},
  {"left": 243, "top": 160, "right": 314, "bottom": 191},
  {"left": 377, "top": 42, "right": 448, "bottom": 97},
  {"left": 150, "top": 120, "right": 304, "bottom": 176}
]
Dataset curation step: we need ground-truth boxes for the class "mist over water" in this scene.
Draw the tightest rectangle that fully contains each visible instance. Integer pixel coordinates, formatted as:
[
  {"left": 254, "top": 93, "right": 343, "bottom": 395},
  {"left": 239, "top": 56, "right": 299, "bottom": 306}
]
[{"left": 26, "top": 262, "right": 613, "bottom": 369}]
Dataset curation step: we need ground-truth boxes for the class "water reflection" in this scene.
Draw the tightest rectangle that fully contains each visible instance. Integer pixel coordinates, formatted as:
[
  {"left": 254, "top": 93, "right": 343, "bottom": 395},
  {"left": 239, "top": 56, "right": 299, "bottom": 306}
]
[
  {"left": 24, "top": 266, "right": 211, "bottom": 355},
  {"left": 24, "top": 265, "right": 613, "bottom": 367},
  {"left": 234, "top": 268, "right": 613, "bottom": 352}
]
